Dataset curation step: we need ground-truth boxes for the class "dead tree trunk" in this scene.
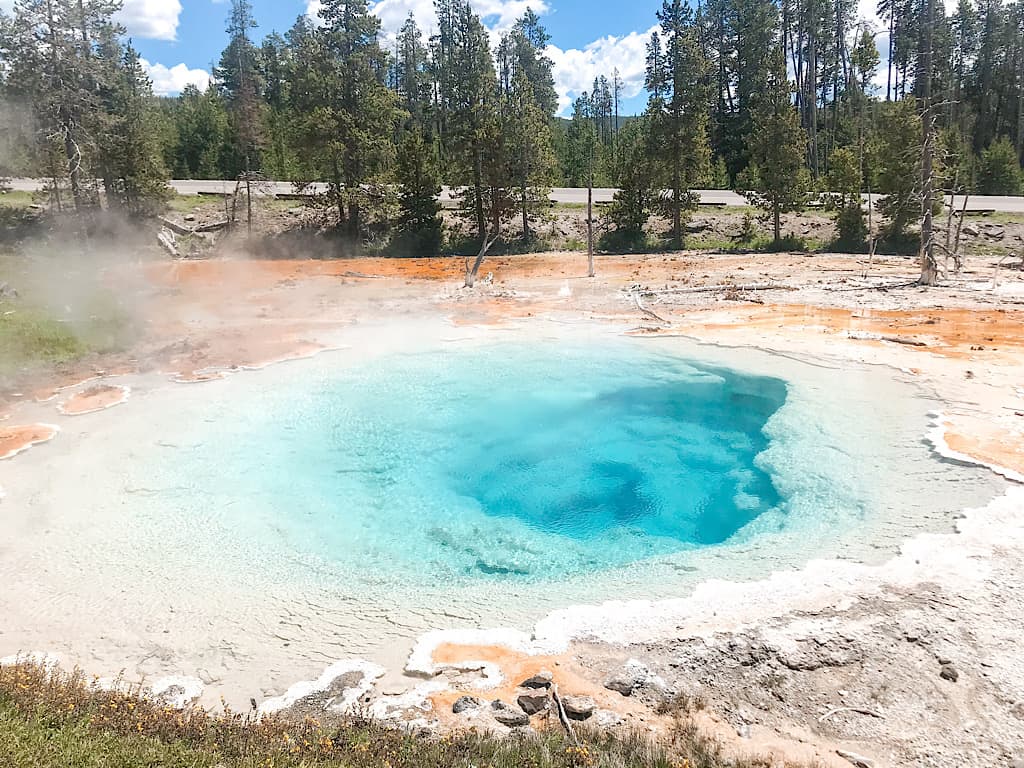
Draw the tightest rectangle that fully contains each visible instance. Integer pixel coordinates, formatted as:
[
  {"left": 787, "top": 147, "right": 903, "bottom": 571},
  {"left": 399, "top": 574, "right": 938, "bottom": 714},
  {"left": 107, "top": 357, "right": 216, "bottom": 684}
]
[
  {"left": 587, "top": 183, "right": 595, "bottom": 278},
  {"left": 919, "top": 0, "right": 940, "bottom": 287},
  {"left": 464, "top": 232, "right": 497, "bottom": 288}
]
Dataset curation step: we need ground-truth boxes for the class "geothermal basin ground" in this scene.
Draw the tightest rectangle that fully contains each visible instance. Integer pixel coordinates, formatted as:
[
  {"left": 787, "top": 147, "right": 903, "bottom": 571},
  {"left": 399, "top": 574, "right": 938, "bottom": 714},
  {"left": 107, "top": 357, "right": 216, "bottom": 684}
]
[{"left": 1, "top": 249, "right": 1023, "bottom": 768}]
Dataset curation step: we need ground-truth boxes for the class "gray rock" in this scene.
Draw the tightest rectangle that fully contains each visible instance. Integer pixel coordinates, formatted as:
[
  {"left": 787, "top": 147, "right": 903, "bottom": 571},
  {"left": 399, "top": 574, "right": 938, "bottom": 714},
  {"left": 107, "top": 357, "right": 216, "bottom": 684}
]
[
  {"left": 184, "top": 214, "right": 197, "bottom": 222},
  {"left": 519, "top": 671, "right": 553, "bottom": 689},
  {"left": 561, "top": 695, "right": 596, "bottom": 720},
  {"left": 491, "top": 700, "right": 530, "bottom": 727},
  {"left": 593, "top": 709, "right": 623, "bottom": 728},
  {"left": 737, "top": 724, "right": 752, "bottom": 739},
  {"left": 961, "top": 223, "right": 981, "bottom": 237},
  {"left": 604, "top": 663, "right": 648, "bottom": 696},
  {"left": 452, "top": 695, "right": 484, "bottom": 714},
  {"left": 517, "top": 691, "right": 550, "bottom": 715},
  {"left": 1009, "top": 759, "right": 1024, "bottom": 768},
  {"left": 940, "top": 664, "right": 960, "bottom": 682}
]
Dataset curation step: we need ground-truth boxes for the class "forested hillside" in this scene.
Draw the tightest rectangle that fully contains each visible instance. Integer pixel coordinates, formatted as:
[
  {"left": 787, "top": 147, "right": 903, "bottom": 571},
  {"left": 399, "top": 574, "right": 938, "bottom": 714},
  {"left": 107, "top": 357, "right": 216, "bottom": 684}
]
[{"left": 3, "top": 0, "right": 1024, "bottom": 262}]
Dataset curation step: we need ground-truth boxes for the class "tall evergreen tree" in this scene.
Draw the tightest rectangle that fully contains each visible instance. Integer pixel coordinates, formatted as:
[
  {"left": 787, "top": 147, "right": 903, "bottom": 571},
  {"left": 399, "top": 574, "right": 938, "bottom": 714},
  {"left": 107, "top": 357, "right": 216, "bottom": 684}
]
[
  {"left": 647, "top": 0, "right": 712, "bottom": 248},
  {"left": 260, "top": 33, "right": 295, "bottom": 179},
  {"left": 978, "top": 137, "right": 1023, "bottom": 193},
  {"left": 2, "top": 0, "right": 169, "bottom": 214},
  {"left": 394, "top": 127, "right": 443, "bottom": 254},
  {"left": 289, "top": 0, "right": 399, "bottom": 239},
  {"left": 874, "top": 99, "right": 923, "bottom": 240},
  {"left": 740, "top": 47, "right": 809, "bottom": 244},
  {"left": 603, "top": 117, "right": 660, "bottom": 252},
  {"left": 99, "top": 44, "right": 171, "bottom": 215},
  {"left": 433, "top": 0, "right": 501, "bottom": 265},
  {"left": 394, "top": 13, "right": 432, "bottom": 132}
]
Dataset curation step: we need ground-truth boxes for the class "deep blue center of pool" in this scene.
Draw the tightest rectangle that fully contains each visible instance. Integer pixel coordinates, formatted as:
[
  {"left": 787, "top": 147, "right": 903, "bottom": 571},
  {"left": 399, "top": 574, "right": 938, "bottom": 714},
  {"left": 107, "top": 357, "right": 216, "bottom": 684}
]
[
  {"left": 447, "top": 374, "right": 784, "bottom": 546},
  {"left": 187, "top": 342, "right": 788, "bottom": 581}
]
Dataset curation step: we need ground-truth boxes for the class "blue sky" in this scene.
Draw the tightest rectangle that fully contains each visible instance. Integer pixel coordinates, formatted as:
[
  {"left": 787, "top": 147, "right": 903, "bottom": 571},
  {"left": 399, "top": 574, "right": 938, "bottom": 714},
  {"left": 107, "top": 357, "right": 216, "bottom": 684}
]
[{"left": 0, "top": 0, "right": 889, "bottom": 114}]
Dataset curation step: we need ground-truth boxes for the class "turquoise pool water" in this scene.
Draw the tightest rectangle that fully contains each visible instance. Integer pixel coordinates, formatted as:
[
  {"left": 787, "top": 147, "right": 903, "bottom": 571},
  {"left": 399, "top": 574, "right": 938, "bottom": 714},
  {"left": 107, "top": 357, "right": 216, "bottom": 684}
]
[
  {"left": 183, "top": 343, "right": 788, "bottom": 582},
  {"left": 1, "top": 325, "right": 1009, "bottom": 687}
]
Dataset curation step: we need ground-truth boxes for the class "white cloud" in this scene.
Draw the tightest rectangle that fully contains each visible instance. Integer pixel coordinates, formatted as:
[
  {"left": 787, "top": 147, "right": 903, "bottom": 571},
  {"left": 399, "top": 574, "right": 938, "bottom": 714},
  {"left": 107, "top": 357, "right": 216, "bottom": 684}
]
[
  {"left": 308, "top": 0, "right": 548, "bottom": 40},
  {"left": 547, "top": 26, "right": 657, "bottom": 115},
  {"left": 142, "top": 58, "right": 211, "bottom": 96},
  {"left": 0, "top": 0, "right": 12, "bottom": 11},
  {"left": 116, "top": 0, "right": 183, "bottom": 42}
]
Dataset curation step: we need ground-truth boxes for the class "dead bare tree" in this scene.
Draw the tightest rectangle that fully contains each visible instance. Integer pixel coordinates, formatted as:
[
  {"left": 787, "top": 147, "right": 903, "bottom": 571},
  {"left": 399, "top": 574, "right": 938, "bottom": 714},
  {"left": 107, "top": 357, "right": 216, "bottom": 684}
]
[
  {"left": 464, "top": 230, "right": 498, "bottom": 288},
  {"left": 918, "top": 0, "right": 940, "bottom": 286}
]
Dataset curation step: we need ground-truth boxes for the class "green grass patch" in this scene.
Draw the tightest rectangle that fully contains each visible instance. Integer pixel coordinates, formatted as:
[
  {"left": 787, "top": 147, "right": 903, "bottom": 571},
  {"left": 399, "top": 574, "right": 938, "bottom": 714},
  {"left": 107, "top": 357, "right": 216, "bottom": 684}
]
[
  {"left": 0, "top": 661, "right": 799, "bottom": 768},
  {"left": 686, "top": 233, "right": 819, "bottom": 253},
  {"left": 165, "top": 194, "right": 212, "bottom": 214},
  {"left": 0, "top": 295, "right": 134, "bottom": 376},
  {"left": 0, "top": 190, "right": 37, "bottom": 209},
  {"left": 962, "top": 210, "right": 1024, "bottom": 225},
  {"left": 0, "top": 305, "right": 87, "bottom": 368}
]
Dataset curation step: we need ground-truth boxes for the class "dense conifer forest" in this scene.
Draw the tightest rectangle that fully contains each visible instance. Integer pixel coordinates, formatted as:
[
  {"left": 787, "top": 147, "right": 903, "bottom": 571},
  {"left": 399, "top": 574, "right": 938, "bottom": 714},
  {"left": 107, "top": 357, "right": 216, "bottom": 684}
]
[{"left": 3, "top": 0, "right": 1024, "bottom": 266}]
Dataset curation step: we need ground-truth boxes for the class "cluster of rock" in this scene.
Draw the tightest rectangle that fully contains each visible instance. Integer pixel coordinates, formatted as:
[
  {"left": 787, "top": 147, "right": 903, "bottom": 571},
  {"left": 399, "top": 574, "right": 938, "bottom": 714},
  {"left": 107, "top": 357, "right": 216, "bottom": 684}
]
[{"left": 450, "top": 670, "right": 598, "bottom": 730}]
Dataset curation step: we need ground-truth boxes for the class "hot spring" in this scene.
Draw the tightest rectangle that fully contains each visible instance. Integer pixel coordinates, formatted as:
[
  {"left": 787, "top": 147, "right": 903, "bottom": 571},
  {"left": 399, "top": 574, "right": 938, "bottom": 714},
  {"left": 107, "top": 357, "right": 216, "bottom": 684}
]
[{"left": 0, "top": 322, "right": 1007, "bottom": 692}]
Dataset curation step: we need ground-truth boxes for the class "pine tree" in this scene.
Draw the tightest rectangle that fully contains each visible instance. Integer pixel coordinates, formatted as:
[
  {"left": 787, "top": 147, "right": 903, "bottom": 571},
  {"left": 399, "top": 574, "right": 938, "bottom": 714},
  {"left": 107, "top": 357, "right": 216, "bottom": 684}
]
[
  {"left": 216, "top": 0, "right": 263, "bottom": 231},
  {"left": 978, "top": 136, "right": 1023, "bottom": 194},
  {"left": 740, "top": 47, "right": 809, "bottom": 245},
  {"left": 394, "top": 127, "right": 443, "bottom": 254},
  {"left": 433, "top": 0, "right": 502, "bottom": 268},
  {"left": 827, "top": 146, "right": 867, "bottom": 249},
  {"left": 874, "top": 99, "right": 922, "bottom": 240},
  {"left": 565, "top": 95, "right": 600, "bottom": 188},
  {"left": 731, "top": 0, "right": 777, "bottom": 177},
  {"left": 497, "top": 13, "right": 558, "bottom": 242},
  {"left": 2, "top": 0, "right": 172, "bottom": 215},
  {"left": 289, "top": 0, "right": 400, "bottom": 240},
  {"left": 99, "top": 44, "right": 171, "bottom": 215},
  {"left": 603, "top": 117, "right": 660, "bottom": 252},
  {"left": 647, "top": 0, "right": 712, "bottom": 248},
  {"left": 260, "top": 33, "right": 295, "bottom": 180},
  {"left": 172, "top": 85, "right": 230, "bottom": 179},
  {"left": 394, "top": 13, "right": 432, "bottom": 133}
]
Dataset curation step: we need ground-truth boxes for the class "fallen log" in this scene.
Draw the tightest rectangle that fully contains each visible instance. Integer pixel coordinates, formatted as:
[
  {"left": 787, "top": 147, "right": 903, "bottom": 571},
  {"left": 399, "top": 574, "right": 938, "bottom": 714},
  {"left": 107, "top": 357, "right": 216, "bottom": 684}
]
[
  {"left": 157, "top": 229, "right": 179, "bottom": 258},
  {"left": 819, "top": 706, "right": 885, "bottom": 723},
  {"left": 157, "top": 216, "right": 193, "bottom": 236},
  {"left": 881, "top": 335, "right": 928, "bottom": 347},
  {"left": 836, "top": 749, "right": 875, "bottom": 768},
  {"left": 195, "top": 220, "right": 230, "bottom": 233},
  {"left": 632, "top": 292, "right": 669, "bottom": 324},
  {"left": 638, "top": 282, "right": 789, "bottom": 296}
]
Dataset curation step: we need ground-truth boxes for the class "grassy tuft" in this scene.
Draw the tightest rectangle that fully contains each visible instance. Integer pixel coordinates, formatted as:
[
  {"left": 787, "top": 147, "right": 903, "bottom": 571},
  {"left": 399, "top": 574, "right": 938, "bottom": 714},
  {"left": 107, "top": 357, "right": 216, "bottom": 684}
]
[
  {"left": 0, "top": 296, "right": 134, "bottom": 375},
  {"left": 0, "top": 190, "right": 37, "bottom": 209},
  {"left": 0, "top": 661, "right": 803, "bottom": 768}
]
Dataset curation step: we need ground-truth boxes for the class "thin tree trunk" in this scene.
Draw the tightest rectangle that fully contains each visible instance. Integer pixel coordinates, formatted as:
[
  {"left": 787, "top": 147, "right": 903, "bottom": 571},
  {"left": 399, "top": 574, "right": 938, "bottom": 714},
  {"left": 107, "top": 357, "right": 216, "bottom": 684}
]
[
  {"left": 919, "top": 0, "right": 939, "bottom": 286},
  {"left": 246, "top": 174, "right": 253, "bottom": 236},
  {"left": 473, "top": 149, "right": 486, "bottom": 247},
  {"left": 887, "top": 13, "right": 895, "bottom": 102},
  {"left": 465, "top": 231, "right": 496, "bottom": 288},
  {"left": 587, "top": 182, "right": 594, "bottom": 277}
]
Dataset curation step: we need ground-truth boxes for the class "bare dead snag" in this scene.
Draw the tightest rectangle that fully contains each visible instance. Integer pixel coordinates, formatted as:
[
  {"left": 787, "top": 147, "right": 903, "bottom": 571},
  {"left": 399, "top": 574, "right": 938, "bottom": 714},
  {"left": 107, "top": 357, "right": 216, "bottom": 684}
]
[
  {"left": 638, "top": 283, "right": 787, "bottom": 295},
  {"left": 819, "top": 706, "right": 885, "bottom": 723},
  {"left": 632, "top": 292, "right": 669, "bottom": 324},
  {"left": 550, "top": 684, "right": 580, "bottom": 747},
  {"left": 464, "top": 233, "right": 498, "bottom": 288}
]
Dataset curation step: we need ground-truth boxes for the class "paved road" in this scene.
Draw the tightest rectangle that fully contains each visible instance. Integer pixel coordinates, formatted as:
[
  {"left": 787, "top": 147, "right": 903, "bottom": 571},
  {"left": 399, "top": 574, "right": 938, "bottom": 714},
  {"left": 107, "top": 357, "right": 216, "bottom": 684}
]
[{"left": 8, "top": 179, "right": 1024, "bottom": 213}]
